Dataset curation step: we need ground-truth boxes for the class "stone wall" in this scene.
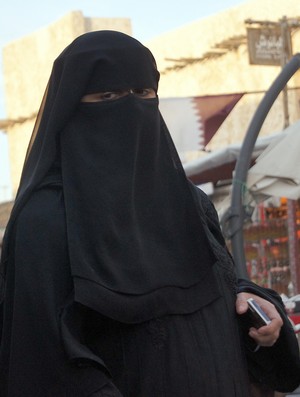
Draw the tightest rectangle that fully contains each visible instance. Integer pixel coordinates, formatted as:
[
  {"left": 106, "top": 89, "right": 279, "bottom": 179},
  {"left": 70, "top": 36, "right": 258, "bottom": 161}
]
[{"left": 2, "top": 11, "right": 131, "bottom": 194}]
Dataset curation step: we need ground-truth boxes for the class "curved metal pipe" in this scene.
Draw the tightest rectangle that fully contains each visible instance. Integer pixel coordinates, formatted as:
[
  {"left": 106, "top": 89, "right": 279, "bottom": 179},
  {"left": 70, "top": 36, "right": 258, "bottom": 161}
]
[{"left": 229, "top": 54, "right": 300, "bottom": 279}]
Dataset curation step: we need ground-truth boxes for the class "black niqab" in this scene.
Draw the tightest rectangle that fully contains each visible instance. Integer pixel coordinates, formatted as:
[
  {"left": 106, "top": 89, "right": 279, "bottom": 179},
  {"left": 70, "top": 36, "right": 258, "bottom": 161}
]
[{"left": 2, "top": 30, "right": 219, "bottom": 321}]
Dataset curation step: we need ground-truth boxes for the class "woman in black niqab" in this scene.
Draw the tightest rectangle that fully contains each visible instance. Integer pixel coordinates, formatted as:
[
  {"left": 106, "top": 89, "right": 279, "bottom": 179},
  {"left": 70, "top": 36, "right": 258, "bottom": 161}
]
[
  {"left": 1, "top": 30, "right": 296, "bottom": 397},
  {"left": 3, "top": 31, "right": 221, "bottom": 319}
]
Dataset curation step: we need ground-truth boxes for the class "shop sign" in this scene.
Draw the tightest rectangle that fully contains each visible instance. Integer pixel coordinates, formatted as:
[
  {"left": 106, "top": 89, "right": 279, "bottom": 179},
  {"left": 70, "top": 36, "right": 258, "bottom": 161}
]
[{"left": 246, "top": 27, "right": 292, "bottom": 66}]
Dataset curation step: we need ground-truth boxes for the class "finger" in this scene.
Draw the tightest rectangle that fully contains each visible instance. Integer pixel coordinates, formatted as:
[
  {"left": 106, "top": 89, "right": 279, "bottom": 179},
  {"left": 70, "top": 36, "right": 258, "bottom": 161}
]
[
  {"left": 255, "top": 317, "right": 282, "bottom": 336},
  {"left": 236, "top": 292, "right": 250, "bottom": 314},
  {"left": 249, "top": 320, "right": 281, "bottom": 346},
  {"left": 249, "top": 332, "right": 278, "bottom": 347}
]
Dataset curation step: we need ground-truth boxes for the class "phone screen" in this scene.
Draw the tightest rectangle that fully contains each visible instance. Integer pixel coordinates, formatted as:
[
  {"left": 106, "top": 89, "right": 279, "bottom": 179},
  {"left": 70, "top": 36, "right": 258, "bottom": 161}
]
[
  {"left": 246, "top": 298, "right": 271, "bottom": 328},
  {"left": 238, "top": 298, "right": 272, "bottom": 352}
]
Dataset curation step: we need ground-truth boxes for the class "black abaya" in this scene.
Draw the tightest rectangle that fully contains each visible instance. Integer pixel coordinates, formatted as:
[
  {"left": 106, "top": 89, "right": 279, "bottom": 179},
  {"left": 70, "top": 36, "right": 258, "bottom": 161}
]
[
  {"left": 0, "top": 177, "right": 251, "bottom": 397},
  {"left": 1, "top": 176, "right": 300, "bottom": 396}
]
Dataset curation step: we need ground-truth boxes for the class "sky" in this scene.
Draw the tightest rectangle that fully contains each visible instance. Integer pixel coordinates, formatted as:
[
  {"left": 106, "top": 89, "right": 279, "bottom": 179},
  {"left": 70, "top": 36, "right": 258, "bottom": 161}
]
[{"left": 0, "top": 0, "right": 246, "bottom": 201}]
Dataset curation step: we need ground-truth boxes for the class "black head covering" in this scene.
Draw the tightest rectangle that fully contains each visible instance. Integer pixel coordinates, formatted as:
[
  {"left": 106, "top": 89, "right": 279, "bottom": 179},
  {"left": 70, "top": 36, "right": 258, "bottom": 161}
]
[{"left": 2, "top": 31, "right": 218, "bottom": 317}]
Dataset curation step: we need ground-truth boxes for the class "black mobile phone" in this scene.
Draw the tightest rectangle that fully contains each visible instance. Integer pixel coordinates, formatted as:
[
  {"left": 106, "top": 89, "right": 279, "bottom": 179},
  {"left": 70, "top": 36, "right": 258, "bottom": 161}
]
[
  {"left": 238, "top": 298, "right": 271, "bottom": 352},
  {"left": 246, "top": 298, "right": 271, "bottom": 328}
]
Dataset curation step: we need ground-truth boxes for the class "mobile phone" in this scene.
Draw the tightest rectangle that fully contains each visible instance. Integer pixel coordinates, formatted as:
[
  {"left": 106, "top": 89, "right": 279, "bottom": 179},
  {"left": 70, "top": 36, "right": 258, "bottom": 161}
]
[{"left": 246, "top": 298, "right": 271, "bottom": 328}]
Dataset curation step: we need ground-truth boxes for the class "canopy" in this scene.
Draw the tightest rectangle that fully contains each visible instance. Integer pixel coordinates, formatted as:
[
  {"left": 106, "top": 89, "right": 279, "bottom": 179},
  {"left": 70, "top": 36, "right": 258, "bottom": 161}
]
[
  {"left": 183, "top": 133, "right": 282, "bottom": 186},
  {"left": 247, "top": 119, "right": 300, "bottom": 201}
]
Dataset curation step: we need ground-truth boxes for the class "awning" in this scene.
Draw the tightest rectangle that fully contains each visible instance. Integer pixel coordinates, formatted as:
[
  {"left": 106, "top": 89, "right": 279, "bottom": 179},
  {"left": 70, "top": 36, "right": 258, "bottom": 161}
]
[
  {"left": 183, "top": 133, "right": 281, "bottom": 185},
  {"left": 247, "top": 119, "right": 300, "bottom": 201}
]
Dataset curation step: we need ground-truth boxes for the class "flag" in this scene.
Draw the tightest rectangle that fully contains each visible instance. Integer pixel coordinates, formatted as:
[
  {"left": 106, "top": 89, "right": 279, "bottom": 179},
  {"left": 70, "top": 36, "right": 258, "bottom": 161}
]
[{"left": 159, "top": 93, "right": 243, "bottom": 159}]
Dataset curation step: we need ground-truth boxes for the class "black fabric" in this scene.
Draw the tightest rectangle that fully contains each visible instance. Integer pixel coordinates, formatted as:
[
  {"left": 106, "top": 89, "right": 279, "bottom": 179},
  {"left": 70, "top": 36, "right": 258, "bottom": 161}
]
[
  {"left": 80, "top": 286, "right": 251, "bottom": 397},
  {"left": 0, "top": 182, "right": 110, "bottom": 396},
  {"left": 0, "top": 178, "right": 251, "bottom": 397},
  {"left": 89, "top": 382, "right": 123, "bottom": 397},
  {"left": 61, "top": 94, "right": 217, "bottom": 295},
  {"left": 0, "top": 177, "right": 299, "bottom": 395},
  {"left": 1, "top": 30, "right": 217, "bottom": 304}
]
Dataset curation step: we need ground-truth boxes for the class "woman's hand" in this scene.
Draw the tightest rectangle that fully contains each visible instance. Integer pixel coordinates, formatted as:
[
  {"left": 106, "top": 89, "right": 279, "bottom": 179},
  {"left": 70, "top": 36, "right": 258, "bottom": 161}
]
[{"left": 236, "top": 292, "right": 283, "bottom": 347}]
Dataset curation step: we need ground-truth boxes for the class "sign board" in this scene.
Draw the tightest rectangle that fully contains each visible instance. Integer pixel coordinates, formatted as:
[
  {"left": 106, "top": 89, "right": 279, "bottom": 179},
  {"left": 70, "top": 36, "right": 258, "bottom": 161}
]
[{"left": 247, "top": 27, "right": 292, "bottom": 66}]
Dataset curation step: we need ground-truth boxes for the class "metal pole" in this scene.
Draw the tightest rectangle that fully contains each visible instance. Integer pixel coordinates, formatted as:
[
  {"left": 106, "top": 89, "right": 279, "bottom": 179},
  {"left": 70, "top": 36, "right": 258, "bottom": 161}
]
[
  {"left": 228, "top": 54, "right": 300, "bottom": 279},
  {"left": 280, "top": 16, "right": 290, "bottom": 128}
]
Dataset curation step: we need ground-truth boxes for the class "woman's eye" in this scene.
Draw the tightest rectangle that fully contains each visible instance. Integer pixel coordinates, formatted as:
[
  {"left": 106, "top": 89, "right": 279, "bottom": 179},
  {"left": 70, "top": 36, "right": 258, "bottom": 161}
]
[
  {"left": 100, "top": 92, "right": 123, "bottom": 101},
  {"left": 81, "top": 89, "right": 156, "bottom": 102},
  {"left": 132, "top": 89, "right": 156, "bottom": 98},
  {"left": 81, "top": 91, "right": 127, "bottom": 102}
]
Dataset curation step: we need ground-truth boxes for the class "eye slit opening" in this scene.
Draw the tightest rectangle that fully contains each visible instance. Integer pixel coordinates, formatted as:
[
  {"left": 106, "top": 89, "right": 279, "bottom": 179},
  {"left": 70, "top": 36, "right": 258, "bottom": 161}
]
[
  {"left": 81, "top": 88, "right": 156, "bottom": 102},
  {"left": 132, "top": 88, "right": 156, "bottom": 99},
  {"left": 81, "top": 91, "right": 128, "bottom": 102}
]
